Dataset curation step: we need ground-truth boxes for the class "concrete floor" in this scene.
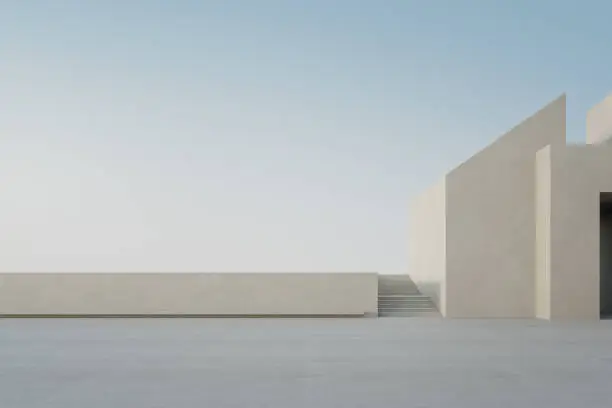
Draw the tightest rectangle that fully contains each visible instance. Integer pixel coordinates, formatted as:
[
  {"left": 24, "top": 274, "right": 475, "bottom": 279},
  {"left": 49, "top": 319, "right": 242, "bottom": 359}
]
[{"left": 2, "top": 318, "right": 612, "bottom": 408}]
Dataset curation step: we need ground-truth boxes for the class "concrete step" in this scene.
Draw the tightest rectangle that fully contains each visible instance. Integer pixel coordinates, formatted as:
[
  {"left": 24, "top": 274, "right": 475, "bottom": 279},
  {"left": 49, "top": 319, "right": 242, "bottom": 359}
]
[
  {"left": 378, "top": 301, "right": 435, "bottom": 308},
  {"left": 378, "top": 311, "right": 441, "bottom": 317},
  {"left": 378, "top": 291, "right": 421, "bottom": 296},
  {"left": 378, "top": 306, "right": 438, "bottom": 313},
  {"left": 379, "top": 297, "right": 423, "bottom": 302},
  {"left": 378, "top": 298, "right": 432, "bottom": 302},
  {"left": 378, "top": 309, "right": 440, "bottom": 317},
  {"left": 379, "top": 304, "right": 435, "bottom": 309},
  {"left": 378, "top": 294, "right": 429, "bottom": 298},
  {"left": 378, "top": 295, "right": 431, "bottom": 300},
  {"left": 378, "top": 305, "right": 438, "bottom": 313},
  {"left": 378, "top": 299, "right": 433, "bottom": 303},
  {"left": 379, "top": 304, "right": 437, "bottom": 311},
  {"left": 378, "top": 297, "right": 434, "bottom": 304}
]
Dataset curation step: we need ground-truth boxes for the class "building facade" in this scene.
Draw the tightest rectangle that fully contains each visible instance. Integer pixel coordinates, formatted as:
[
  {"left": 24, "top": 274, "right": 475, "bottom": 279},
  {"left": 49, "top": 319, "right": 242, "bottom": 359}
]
[{"left": 410, "top": 94, "right": 612, "bottom": 320}]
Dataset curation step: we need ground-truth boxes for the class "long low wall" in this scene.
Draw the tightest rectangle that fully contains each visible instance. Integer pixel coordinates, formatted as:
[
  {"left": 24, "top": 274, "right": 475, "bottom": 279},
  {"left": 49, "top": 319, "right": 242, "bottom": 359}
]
[{"left": 0, "top": 273, "right": 378, "bottom": 317}]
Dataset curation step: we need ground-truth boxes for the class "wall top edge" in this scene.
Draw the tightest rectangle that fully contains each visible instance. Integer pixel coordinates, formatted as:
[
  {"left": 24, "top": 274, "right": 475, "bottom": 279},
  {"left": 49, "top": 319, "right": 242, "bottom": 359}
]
[{"left": 0, "top": 272, "right": 380, "bottom": 276}]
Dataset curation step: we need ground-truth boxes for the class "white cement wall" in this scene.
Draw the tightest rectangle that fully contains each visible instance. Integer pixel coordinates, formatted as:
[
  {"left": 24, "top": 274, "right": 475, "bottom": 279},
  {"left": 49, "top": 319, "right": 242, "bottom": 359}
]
[
  {"left": 443, "top": 95, "right": 566, "bottom": 318},
  {"left": 546, "top": 144, "right": 612, "bottom": 319},
  {"left": 409, "top": 178, "right": 446, "bottom": 315},
  {"left": 0, "top": 273, "right": 378, "bottom": 316}
]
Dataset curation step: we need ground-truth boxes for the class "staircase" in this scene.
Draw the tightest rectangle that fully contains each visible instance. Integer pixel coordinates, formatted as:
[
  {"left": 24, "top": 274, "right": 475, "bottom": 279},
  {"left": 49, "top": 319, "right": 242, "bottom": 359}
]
[{"left": 378, "top": 275, "right": 440, "bottom": 317}]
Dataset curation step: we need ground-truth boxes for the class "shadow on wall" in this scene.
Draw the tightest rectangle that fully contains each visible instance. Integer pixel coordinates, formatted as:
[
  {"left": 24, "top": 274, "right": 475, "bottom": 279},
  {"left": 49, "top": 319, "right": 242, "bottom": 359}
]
[{"left": 414, "top": 281, "right": 441, "bottom": 311}]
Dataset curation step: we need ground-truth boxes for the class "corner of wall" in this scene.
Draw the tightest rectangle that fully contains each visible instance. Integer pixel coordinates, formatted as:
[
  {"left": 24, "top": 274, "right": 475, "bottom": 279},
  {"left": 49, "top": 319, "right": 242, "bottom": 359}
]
[
  {"left": 587, "top": 93, "right": 612, "bottom": 145},
  {"left": 440, "top": 175, "right": 447, "bottom": 317}
]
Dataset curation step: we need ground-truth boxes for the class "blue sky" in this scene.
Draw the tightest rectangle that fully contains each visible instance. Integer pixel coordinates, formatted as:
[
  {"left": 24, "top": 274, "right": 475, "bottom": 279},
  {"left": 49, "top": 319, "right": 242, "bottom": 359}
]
[{"left": 1, "top": 1, "right": 611, "bottom": 273}]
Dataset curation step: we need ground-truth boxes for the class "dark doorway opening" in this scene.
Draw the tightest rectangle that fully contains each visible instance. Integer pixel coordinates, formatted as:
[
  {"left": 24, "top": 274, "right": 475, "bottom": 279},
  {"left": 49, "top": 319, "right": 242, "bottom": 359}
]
[{"left": 600, "top": 193, "right": 612, "bottom": 318}]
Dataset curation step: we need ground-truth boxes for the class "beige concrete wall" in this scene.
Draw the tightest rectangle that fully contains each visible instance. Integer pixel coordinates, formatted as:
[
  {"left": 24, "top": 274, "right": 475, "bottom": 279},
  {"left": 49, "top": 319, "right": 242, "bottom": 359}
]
[
  {"left": 0, "top": 273, "right": 378, "bottom": 316},
  {"left": 409, "top": 178, "right": 446, "bottom": 315},
  {"left": 546, "top": 145, "right": 612, "bottom": 319},
  {"left": 444, "top": 95, "right": 566, "bottom": 318},
  {"left": 535, "top": 145, "right": 552, "bottom": 319},
  {"left": 587, "top": 94, "right": 612, "bottom": 145}
]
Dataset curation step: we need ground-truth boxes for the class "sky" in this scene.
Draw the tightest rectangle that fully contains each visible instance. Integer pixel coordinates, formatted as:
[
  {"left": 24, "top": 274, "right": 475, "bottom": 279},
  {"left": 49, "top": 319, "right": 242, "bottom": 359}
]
[{"left": 1, "top": 0, "right": 611, "bottom": 273}]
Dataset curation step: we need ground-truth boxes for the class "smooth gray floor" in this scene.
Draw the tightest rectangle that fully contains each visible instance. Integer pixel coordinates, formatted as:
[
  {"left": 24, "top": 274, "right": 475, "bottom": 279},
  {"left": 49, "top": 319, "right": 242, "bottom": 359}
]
[{"left": 2, "top": 318, "right": 612, "bottom": 408}]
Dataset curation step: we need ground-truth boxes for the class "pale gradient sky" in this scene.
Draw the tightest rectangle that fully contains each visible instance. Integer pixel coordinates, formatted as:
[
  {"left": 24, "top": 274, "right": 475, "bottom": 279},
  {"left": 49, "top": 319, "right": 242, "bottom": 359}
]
[{"left": 1, "top": 1, "right": 611, "bottom": 273}]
